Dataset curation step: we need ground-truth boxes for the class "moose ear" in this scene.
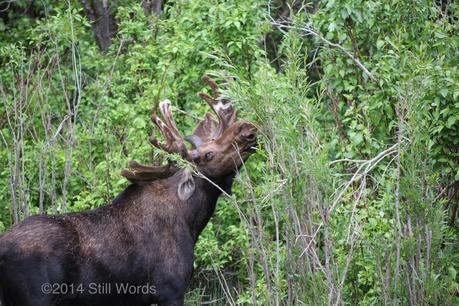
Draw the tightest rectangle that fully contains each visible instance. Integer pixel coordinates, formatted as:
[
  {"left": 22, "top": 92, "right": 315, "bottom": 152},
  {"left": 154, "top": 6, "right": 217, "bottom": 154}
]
[{"left": 178, "top": 170, "right": 195, "bottom": 201}]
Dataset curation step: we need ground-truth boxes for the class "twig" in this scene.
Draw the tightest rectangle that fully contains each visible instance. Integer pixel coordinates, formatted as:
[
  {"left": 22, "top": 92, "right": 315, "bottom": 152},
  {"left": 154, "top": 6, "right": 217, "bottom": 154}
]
[
  {"left": 270, "top": 19, "right": 377, "bottom": 82},
  {"left": 330, "top": 143, "right": 399, "bottom": 212},
  {"left": 392, "top": 97, "right": 404, "bottom": 302}
]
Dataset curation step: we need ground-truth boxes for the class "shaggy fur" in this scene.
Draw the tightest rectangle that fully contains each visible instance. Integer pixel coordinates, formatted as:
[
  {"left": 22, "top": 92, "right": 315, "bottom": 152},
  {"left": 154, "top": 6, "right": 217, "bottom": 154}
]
[{"left": 0, "top": 171, "right": 234, "bottom": 306}]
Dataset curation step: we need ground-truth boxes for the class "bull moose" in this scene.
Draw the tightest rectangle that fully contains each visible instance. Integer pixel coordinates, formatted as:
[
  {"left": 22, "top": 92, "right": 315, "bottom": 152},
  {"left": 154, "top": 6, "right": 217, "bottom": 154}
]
[{"left": 0, "top": 76, "right": 257, "bottom": 306}]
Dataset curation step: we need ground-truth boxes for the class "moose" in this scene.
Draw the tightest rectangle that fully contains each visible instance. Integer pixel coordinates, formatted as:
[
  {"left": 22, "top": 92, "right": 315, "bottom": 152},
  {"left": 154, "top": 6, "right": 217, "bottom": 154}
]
[{"left": 0, "top": 76, "right": 257, "bottom": 306}]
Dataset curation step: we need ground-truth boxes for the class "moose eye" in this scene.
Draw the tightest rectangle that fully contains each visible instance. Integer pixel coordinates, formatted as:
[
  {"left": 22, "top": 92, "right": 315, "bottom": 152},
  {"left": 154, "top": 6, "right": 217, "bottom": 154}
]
[{"left": 204, "top": 152, "right": 214, "bottom": 161}]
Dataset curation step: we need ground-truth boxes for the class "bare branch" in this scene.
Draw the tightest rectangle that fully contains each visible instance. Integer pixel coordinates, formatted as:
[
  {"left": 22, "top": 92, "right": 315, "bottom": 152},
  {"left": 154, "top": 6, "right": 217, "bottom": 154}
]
[{"left": 270, "top": 19, "right": 377, "bottom": 82}]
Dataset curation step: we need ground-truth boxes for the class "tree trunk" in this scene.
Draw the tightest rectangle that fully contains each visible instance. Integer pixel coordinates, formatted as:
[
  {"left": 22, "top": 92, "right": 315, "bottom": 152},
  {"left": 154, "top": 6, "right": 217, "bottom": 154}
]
[
  {"left": 141, "top": 0, "right": 166, "bottom": 16},
  {"left": 80, "top": 0, "right": 117, "bottom": 53}
]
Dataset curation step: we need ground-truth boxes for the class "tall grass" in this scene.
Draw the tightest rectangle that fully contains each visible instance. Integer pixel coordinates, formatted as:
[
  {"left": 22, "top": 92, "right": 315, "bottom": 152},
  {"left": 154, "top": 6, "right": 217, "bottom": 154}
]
[{"left": 191, "top": 28, "right": 458, "bottom": 305}]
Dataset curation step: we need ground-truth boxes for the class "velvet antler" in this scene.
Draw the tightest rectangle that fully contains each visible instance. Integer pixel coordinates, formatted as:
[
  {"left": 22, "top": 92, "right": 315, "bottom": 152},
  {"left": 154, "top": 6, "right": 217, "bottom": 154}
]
[
  {"left": 149, "top": 100, "right": 188, "bottom": 158},
  {"left": 121, "top": 160, "right": 179, "bottom": 185},
  {"left": 122, "top": 100, "right": 187, "bottom": 184},
  {"left": 122, "top": 76, "right": 241, "bottom": 184},
  {"left": 186, "top": 76, "right": 237, "bottom": 148}
]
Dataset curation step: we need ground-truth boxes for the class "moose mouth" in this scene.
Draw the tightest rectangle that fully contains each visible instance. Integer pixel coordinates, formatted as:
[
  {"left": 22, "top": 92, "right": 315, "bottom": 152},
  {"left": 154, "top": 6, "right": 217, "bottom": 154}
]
[
  {"left": 245, "top": 143, "right": 257, "bottom": 153},
  {"left": 238, "top": 126, "right": 258, "bottom": 155},
  {"left": 239, "top": 139, "right": 257, "bottom": 157}
]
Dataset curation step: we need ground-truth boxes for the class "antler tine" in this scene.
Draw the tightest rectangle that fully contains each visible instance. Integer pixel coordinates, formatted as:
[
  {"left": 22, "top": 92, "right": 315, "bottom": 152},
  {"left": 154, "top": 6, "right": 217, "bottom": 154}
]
[
  {"left": 149, "top": 99, "right": 188, "bottom": 158},
  {"left": 159, "top": 101, "right": 184, "bottom": 142},
  {"left": 122, "top": 100, "right": 187, "bottom": 185},
  {"left": 121, "top": 160, "right": 179, "bottom": 185},
  {"left": 202, "top": 75, "right": 220, "bottom": 96},
  {"left": 197, "top": 75, "right": 237, "bottom": 140}
]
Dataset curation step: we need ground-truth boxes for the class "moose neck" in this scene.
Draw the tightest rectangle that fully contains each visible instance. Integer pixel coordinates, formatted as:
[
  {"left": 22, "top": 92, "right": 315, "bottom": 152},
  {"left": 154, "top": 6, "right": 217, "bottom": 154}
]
[
  {"left": 119, "top": 170, "right": 237, "bottom": 244},
  {"left": 185, "top": 173, "right": 236, "bottom": 242}
]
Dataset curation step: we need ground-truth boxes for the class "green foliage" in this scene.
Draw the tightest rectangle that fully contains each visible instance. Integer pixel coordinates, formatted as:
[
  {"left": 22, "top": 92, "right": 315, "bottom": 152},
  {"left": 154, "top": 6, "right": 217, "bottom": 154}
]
[{"left": 1, "top": 0, "right": 458, "bottom": 304}]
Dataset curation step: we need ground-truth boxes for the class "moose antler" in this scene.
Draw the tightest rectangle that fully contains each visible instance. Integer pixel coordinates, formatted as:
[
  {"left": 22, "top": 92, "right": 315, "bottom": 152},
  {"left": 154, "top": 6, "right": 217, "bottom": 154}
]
[
  {"left": 187, "top": 75, "right": 237, "bottom": 148},
  {"left": 122, "top": 99, "right": 186, "bottom": 184},
  {"left": 121, "top": 160, "right": 179, "bottom": 184},
  {"left": 149, "top": 100, "right": 188, "bottom": 158},
  {"left": 122, "top": 75, "right": 240, "bottom": 184}
]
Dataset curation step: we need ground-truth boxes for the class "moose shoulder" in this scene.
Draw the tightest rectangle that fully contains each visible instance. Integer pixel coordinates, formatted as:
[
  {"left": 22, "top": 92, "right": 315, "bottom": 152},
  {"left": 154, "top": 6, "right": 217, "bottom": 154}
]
[{"left": 0, "top": 76, "right": 257, "bottom": 306}]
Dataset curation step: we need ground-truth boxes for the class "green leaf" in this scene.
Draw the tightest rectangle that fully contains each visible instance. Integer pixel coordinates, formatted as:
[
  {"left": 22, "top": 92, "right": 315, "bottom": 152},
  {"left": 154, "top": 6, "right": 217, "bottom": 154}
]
[
  {"left": 439, "top": 88, "right": 449, "bottom": 98},
  {"left": 448, "top": 266, "right": 457, "bottom": 280},
  {"left": 234, "top": 21, "right": 241, "bottom": 30},
  {"left": 446, "top": 116, "right": 457, "bottom": 128},
  {"left": 349, "top": 132, "right": 364, "bottom": 145}
]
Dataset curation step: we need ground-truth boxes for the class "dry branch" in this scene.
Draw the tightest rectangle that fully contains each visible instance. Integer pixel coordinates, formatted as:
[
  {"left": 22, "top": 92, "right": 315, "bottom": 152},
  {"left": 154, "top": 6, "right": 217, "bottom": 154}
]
[{"left": 269, "top": 16, "right": 377, "bottom": 82}]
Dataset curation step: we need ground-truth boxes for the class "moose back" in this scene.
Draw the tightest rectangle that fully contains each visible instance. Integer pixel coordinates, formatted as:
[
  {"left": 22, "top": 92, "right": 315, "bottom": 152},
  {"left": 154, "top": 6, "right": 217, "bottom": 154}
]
[{"left": 0, "top": 76, "right": 257, "bottom": 306}]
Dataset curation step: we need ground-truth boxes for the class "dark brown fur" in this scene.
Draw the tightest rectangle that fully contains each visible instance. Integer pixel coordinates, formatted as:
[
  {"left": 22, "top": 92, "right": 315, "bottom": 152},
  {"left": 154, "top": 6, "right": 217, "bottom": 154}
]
[{"left": 0, "top": 170, "right": 236, "bottom": 306}]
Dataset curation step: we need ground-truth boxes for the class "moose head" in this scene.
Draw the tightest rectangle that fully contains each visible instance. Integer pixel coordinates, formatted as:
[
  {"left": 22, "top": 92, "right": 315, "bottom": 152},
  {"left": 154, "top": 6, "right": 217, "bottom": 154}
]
[{"left": 122, "top": 75, "right": 257, "bottom": 199}]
